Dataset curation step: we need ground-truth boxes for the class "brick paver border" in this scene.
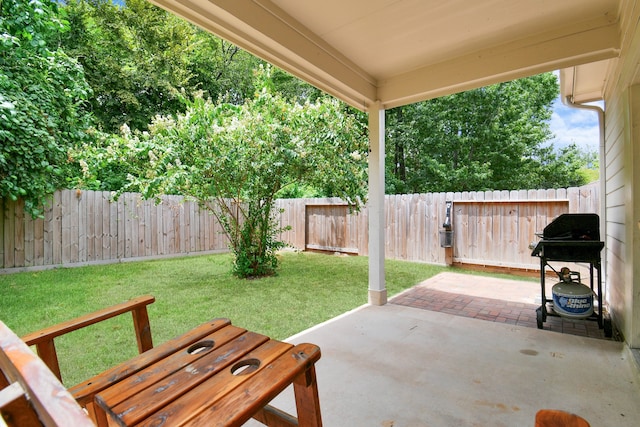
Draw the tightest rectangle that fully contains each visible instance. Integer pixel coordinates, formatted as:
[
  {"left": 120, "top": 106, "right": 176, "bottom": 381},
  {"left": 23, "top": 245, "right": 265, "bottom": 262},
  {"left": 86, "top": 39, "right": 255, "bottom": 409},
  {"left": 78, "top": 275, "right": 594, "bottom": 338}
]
[{"left": 390, "top": 286, "right": 609, "bottom": 340}]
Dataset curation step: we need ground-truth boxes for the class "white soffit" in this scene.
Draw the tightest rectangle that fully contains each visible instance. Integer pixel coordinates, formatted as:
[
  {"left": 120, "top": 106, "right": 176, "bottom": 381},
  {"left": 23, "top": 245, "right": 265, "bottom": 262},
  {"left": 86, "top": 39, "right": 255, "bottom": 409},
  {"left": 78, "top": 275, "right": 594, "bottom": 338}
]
[
  {"left": 150, "top": 0, "right": 622, "bottom": 111},
  {"left": 561, "top": 60, "right": 617, "bottom": 104}
]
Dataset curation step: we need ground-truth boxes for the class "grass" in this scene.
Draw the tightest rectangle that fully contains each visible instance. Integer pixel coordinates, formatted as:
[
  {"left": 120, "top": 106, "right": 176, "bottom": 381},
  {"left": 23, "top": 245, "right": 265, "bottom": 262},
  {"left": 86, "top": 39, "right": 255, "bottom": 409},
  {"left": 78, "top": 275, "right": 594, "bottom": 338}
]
[
  {"left": 0, "top": 251, "right": 536, "bottom": 386},
  {"left": 0, "top": 251, "right": 461, "bottom": 386}
]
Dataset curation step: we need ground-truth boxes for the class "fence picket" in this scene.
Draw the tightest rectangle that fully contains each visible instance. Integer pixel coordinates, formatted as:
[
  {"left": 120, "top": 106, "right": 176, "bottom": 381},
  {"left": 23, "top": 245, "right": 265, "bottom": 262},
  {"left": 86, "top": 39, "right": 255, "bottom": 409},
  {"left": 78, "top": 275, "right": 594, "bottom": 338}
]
[
  {"left": 86, "top": 190, "right": 95, "bottom": 262},
  {"left": 13, "top": 200, "right": 24, "bottom": 267}
]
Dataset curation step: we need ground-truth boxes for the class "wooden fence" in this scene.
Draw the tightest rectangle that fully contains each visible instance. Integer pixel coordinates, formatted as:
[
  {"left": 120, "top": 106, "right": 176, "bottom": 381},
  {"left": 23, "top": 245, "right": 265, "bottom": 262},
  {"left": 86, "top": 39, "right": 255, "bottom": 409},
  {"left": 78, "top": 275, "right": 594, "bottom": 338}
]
[
  {"left": 0, "top": 191, "right": 228, "bottom": 270},
  {"left": 1, "top": 184, "right": 599, "bottom": 272},
  {"left": 276, "top": 183, "right": 599, "bottom": 271}
]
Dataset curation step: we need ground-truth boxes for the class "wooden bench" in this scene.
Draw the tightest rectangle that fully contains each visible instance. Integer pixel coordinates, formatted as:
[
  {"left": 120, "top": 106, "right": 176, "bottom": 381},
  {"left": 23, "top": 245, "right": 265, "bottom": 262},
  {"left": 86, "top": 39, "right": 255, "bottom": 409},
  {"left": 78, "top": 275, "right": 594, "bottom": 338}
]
[
  {"left": 2, "top": 295, "right": 155, "bottom": 426},
  {"left": 21, "top": 295, "right": 155, "bottom": 383},
  {"left": 90, "top": 318, "right": 323, "bottom": 426},
  {"left": 2, "top": 297, "right": 323, "bottom": 426},
  {"left": 0, "top": 321, "right": 94, "bottom": 426}
]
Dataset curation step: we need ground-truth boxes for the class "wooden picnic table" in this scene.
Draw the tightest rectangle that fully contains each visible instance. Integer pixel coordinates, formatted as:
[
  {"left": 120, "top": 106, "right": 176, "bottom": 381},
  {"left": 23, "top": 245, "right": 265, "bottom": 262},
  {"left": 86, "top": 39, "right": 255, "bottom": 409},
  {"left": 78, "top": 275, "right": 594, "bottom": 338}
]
[{"left": 90, "top": 318, "right": 322, "bottom": 427}]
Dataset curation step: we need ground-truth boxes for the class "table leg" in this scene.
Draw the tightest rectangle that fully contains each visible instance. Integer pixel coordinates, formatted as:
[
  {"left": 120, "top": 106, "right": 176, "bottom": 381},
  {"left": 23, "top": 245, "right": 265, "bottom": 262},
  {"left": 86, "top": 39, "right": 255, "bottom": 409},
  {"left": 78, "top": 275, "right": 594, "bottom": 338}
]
[
  {"left": 293, "top": 365, "right": 322, "bottom": 427},
  {"left": 85, "top": 401, "right": 109, "bottom": 427}
]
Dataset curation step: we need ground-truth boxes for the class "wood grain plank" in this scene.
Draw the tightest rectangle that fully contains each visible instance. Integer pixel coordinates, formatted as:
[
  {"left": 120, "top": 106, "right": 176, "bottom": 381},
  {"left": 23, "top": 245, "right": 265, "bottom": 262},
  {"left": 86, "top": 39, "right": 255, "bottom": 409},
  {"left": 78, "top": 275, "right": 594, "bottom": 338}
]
[
  {"left": 116, "top": 194, "right": 125, "bottom": 259},
  {"left": 1, "top": 185, "right": 599, "bottom": 271},
  {"left": 70, "top": 318, "right": 231, "bottom": 405},
  {"left": 23, "top": 207, "right": 35, "bottom": 267},
  {"left": 185, "top": 343, "right": 320, "bottom": 427},
  {"left": 0, "top": 321, "right": 94, "bottom": 427},
  {"left": 33, "top": 211, "right": 44, "bottom": 266},
  {"left": 51, "top": 191, "right": 62, "bottom": 265},
  {"left": 12, "top": 199, "right": 24, "bottom": 268},
  {"left": 101, "top": 330, "right": 270, "bottom": 426},
  {"left": 77, "top": 189, "right": 87, "bottom": 263},
  {"left": 135, "top": 340, "right": 295, "bottom": 427},
  {"left": 86, "top": 190, "right": 95, "bottom": 261}
]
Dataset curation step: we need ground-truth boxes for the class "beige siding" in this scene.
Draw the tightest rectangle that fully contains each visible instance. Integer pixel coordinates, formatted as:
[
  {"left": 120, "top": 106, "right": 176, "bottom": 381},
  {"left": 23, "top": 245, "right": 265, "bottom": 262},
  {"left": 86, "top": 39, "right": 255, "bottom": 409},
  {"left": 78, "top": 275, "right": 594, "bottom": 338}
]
[{"left": 601, "top": 0, "right": 640, "bottom": 346}]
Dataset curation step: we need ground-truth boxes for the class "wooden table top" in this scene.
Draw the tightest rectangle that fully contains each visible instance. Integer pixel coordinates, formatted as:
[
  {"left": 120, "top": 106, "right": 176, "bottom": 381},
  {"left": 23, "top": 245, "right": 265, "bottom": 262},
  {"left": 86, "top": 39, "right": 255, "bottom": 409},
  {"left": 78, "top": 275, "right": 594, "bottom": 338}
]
[{"left": 93, "top": 318, "right": 321, "bottom": 427}]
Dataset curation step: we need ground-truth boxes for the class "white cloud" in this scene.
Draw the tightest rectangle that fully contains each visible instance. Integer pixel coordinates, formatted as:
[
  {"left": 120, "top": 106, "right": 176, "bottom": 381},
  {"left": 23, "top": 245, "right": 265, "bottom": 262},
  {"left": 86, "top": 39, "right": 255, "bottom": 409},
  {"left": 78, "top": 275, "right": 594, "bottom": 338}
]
[{"left": 548, "top": 98, "right": 600, "bottom": 153}]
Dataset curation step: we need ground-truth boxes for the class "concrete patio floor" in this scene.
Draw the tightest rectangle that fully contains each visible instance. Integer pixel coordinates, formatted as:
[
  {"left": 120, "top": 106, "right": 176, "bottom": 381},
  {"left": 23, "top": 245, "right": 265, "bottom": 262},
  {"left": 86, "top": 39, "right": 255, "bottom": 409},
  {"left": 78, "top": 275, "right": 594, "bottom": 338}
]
[{"left": 249, "top": 272, "right": 640, "bottom": 427}]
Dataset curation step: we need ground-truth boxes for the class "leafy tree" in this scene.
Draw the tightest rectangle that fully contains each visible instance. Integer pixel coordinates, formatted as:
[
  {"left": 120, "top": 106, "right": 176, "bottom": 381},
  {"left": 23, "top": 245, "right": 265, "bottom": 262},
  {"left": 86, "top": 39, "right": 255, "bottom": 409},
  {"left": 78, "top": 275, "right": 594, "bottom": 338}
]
[
  {"left": 74, "top": 67, "right": 368, "bottom": 277},
  {"left": 270, "top": 67, "right": 324, "bottom": 104},
  {"left": 385, "top": 73, "right": 587, "bottom": 193},
  {"left": 0, "top": 0, "right": 93, "bottom": 217},
  {"left": 535, "top": 143, "right": 598, "bottom": 188},
  {"left": 577, "top": 148, "right": 599, "bottom": 183},
  {"left": 60, "top": 0, "right": 262, "bottom": 133}
]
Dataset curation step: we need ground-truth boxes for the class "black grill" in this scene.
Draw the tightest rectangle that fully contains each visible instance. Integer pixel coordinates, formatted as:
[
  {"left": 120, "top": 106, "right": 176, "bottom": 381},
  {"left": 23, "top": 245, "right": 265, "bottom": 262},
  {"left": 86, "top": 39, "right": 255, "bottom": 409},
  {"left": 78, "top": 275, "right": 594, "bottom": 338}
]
[
  {"left": 531, "top": 213, "right": 610, "bottom": 335},
  {"left": 531, "top": 213, "right": 604, "bottom": 262}
]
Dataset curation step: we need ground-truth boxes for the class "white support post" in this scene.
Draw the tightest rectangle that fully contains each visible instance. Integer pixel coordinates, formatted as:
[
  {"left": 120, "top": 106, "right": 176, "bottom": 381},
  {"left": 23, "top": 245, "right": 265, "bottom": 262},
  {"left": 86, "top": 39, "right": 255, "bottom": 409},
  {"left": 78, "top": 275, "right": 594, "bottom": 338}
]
[{"left": 368, "top": 101, "right": 387, "bottom": 305}]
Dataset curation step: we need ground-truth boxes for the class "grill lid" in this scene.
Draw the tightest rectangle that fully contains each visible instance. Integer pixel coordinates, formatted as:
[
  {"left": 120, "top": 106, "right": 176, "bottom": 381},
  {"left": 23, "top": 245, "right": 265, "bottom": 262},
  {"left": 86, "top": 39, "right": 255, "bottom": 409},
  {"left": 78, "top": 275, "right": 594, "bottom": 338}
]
[
  {"left": 541, "top": 213, "right": 600, "bottom": 241},
  {"left": 531, "top": 213, "right": 603, "bottom": 261}
]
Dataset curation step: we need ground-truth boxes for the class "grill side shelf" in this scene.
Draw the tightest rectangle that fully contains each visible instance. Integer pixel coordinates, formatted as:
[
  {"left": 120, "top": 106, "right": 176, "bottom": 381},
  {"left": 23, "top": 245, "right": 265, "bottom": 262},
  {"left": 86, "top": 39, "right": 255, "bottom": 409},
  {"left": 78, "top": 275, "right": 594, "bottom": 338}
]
[{"left": 531, "top": 240, "right": 604, "bottom": 262}]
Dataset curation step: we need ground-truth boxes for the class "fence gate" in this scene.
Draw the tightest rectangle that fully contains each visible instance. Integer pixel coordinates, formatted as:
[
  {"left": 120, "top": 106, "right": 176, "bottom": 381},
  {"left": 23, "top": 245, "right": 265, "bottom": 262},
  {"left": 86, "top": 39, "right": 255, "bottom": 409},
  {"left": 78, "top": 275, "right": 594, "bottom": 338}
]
[{"left": 305, "top": 204, "right": 358, "bottom": 254}]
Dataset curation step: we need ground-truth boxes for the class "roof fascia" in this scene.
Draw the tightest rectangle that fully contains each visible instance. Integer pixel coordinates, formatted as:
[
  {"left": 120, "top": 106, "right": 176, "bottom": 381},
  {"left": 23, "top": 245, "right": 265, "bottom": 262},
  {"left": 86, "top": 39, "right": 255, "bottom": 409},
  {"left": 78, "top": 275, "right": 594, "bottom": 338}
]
[
  {"left": 379, "top": 18, "right": 621, "bottom": 109},
  {"left": 150, "top": 0, "right": 621, "bottom": 112},
  {"left": 150, "top": 0, "right": 377, "bottom": 110}
]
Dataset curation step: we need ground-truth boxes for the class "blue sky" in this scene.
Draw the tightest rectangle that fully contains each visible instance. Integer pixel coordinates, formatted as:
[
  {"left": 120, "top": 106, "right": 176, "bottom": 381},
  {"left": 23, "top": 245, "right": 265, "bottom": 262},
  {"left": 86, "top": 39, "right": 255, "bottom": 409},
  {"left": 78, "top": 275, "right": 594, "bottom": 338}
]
[
  {"left": 547, "top": 74, "right": 601, "bottom": 154},
  {"left": 548, "top": 100, "right": 600, "bottom": 153}
]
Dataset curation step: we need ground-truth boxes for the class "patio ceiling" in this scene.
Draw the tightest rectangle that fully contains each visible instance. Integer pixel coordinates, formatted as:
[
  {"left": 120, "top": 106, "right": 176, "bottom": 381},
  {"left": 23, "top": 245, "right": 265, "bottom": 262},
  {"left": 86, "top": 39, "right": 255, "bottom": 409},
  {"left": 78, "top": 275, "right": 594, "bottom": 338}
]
[{"left": 149, "top": 0, "right": 622, "bottom": 110}]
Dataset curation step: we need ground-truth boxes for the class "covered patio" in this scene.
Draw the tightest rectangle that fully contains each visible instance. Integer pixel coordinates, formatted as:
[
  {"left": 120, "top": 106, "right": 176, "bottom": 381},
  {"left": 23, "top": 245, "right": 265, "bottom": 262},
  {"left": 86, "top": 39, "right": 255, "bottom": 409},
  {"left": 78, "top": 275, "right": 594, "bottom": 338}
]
[
  {"left": 249, "top": 273, "right": 640, "bottom": 426},
  {"left": 139, "top": 0, "right": 640, "bottom": 424},
  {"left": 149, "top": 0, "right": 640, "bottom": 354},
  {"left": 3, "top": 1, "right": 640, "bottom": 425}
]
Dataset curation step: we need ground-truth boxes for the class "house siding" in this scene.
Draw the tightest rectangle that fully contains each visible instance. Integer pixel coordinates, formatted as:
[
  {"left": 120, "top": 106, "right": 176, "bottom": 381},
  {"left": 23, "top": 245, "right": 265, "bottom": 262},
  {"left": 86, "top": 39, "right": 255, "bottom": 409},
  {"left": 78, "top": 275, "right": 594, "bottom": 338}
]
[
  {"left": 630, "top": 85, "right": 640, "bottom": 348},
  {"left": 603, "top": 0, "right": 640, "bottom": 347}
]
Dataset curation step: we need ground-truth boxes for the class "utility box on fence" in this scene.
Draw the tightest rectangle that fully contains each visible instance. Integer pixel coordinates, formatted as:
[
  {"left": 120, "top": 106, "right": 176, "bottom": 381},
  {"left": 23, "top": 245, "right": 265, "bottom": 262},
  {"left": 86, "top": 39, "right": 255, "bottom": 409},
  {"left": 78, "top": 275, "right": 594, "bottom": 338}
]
[
  {"left": 440, "top": 200, "right": 453, "bottom": 248},
  {"left": 439, "top": 230, "right": 454, "bottom": 248}
]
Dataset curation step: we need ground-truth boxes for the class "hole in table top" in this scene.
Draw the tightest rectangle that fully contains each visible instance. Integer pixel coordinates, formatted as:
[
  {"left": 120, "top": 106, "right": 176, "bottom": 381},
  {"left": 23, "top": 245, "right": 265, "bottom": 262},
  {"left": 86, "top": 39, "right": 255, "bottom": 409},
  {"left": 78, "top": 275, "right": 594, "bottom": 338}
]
[
  {"left": 187, "top": 340, "right": 215, "bottom": 355},
  {"left": 231, "top": 358, "right": 261, "bottom": 376}
]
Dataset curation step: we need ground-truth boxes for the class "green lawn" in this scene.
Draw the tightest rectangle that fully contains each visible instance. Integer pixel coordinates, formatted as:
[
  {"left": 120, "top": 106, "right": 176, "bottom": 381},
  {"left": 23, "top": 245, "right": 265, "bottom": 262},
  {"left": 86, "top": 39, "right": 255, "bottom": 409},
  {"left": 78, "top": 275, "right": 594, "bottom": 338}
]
[{"left": 0, "top": 251, "right": 459, "bottom": 386}]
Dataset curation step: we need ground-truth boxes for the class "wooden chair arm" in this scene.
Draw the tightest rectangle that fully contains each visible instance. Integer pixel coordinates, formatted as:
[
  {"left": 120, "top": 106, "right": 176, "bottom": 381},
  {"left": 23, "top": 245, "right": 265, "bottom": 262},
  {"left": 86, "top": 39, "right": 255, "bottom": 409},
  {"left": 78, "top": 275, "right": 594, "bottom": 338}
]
[
  {"left": 1, "top": 321, "right": 95, "bottom": 426},
  {"left": 20, "top": 295, "right": 155, "bottom": 383}
]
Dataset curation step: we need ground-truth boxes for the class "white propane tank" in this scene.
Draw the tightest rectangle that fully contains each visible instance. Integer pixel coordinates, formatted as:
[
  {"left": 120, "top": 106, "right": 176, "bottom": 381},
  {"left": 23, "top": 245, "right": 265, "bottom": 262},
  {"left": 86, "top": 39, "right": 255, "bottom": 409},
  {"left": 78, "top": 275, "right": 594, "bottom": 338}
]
[{"left": 551, "top": 267, "right": 593, "bottom": 319}]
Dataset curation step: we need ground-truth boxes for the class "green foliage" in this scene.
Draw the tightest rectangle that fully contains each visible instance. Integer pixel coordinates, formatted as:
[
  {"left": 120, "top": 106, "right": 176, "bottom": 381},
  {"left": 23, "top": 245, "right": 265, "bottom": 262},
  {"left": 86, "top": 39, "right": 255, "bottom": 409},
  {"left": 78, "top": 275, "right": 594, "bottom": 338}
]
[
  {"left": 60, "top": 0, "right": 262, "bottom": 133},
  {"left": 275, "top": 183, "right": 324, "bottom": 199},
  {"left": 66, "top": 128, "right": 144, "bottom": 191},
  {"left": 385, "top": 73, "right": 588, "bottom": 193},
  {"left": 579, "top": 167, "right": 599, "bottom": 184},
  {"left": 0, "top": 0, "right": 93, "bottom": 217},
  {"left": 232, "top": 212, "right": 286, "bottom": 278},
  {"left": 270, "top": 67, "right": 324, "bottom": 103},
  {"left": 75, "top": 67, "right": 368, "bottom": 278},
  {"left": 577, "top": 148, "right": 599, "bottom": 184},
  {"left": 534, "top": 143, "right": 597, "bottom": 188}
]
